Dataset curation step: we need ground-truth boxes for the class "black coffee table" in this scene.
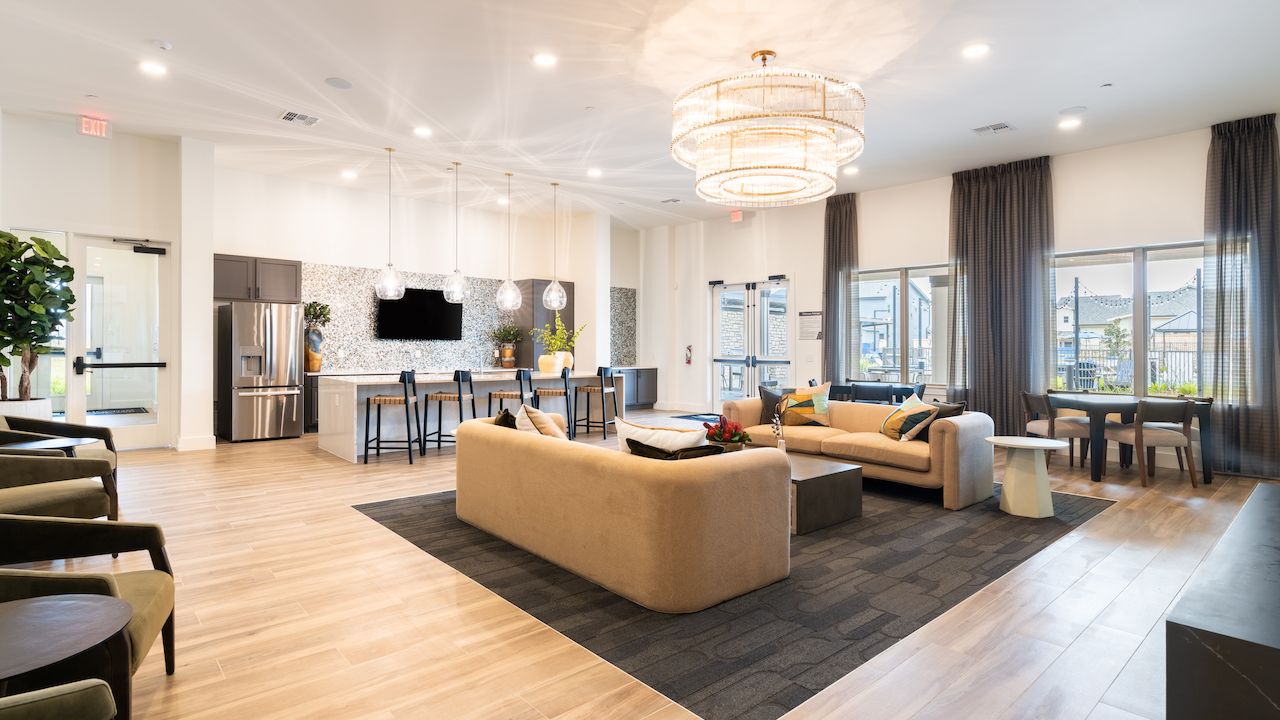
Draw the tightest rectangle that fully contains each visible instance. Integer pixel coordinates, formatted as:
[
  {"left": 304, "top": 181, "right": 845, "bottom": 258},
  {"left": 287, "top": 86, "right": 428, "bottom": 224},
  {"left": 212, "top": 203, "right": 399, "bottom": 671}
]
[
  {"left": 787, "top": 454, "right": 863, "bottom": 534},
  {"left": 0, "top": 595, "right": 132, "bottom": 715},
  {"left": 0, "top": 436, "right": 100, "bottom": 457}
]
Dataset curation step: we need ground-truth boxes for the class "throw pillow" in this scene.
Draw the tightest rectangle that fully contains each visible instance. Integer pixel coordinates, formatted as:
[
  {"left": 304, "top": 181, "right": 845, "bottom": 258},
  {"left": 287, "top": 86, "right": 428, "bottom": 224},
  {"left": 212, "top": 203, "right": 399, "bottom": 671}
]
[
  {"left": 781, "top": 382, "right": 832, "bottom": 426},
  {"left": 916, "top": 401, "right": 965, "bottom": 442},
  {"left": 493, "top": 408, "right": 518, "bottom": 429},
  {"left": 616, "top": 416, "right": 707, "bottom": 454},
  {"left": 627, "top": 439, "right": 726, "bottom": 461},
  {"left": 515, "top": 404, "right": 568, "bottom": 439},
  {"left": 758, "top": 386, "right": 792, "bottom": 425},
  {"left": 880, "top": 394, "right": 940, "bottom": 441}
]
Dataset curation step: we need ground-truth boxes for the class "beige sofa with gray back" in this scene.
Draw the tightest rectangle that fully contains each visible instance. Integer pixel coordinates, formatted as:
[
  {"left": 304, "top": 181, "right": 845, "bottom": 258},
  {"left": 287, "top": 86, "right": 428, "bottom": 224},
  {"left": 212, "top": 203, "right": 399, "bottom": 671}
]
[
  {"left": 455, "top": 416, "right": 792, "bottom": 613},
  {"left": 723, "top": 398, "right": 995, "bottom": 510}
]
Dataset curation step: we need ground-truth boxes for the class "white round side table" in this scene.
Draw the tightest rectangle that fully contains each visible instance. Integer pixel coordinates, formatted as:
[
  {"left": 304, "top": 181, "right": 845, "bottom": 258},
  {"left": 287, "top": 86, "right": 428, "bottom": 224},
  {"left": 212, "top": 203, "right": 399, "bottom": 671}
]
[{"left": 985, "top": 436, "right": 1068, "bottom": 518}]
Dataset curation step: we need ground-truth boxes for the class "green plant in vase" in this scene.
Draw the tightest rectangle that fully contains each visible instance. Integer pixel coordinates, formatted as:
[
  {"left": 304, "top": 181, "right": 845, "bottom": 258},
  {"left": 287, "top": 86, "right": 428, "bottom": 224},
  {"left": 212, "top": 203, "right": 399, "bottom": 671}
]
[
  {"left": 0, "top": 230, "right": 77, "bottom": 404},
  {"left": 530, "top": 311, "right": 585, "bottom": 374},
  {"left": 303, "top": 301, "right": 331, "bottom": 373},
  {"left": 492, "top": 324, "right": 523, "bottom": 368}
]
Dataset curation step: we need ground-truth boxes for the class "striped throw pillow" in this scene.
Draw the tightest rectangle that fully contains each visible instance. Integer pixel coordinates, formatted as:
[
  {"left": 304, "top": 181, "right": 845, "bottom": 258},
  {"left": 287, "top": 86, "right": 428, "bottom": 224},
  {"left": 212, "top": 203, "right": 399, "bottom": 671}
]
[
  {"left": 781, "top": 382, "right": 832, "bottom": 426},
  {"left": 880, "top": 394, "right": 939, "bottom": 441}
]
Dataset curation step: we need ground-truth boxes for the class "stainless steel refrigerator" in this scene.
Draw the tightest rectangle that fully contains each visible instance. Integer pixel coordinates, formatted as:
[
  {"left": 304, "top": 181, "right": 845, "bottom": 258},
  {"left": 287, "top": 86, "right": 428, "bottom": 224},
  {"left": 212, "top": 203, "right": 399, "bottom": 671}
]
[{"left": 216, "top": 302, "right": 303, "bottom": 441}]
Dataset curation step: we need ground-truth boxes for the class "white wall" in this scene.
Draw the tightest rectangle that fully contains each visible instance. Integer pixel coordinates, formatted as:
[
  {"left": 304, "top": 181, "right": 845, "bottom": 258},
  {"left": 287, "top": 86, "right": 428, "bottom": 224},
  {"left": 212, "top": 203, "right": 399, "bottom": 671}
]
[
  {"left": 639, "top": 128, "right": 1216, "bottom": 410},
  {"left": 610, "top": 223, "right": 641, "bottom": 289}
]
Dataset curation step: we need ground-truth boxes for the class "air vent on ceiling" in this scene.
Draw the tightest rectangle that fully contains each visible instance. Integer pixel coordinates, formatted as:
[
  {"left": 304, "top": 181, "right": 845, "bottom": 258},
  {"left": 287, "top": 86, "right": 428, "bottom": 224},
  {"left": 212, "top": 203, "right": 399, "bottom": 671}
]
[
  {"left": 971, "top": 122, "right": 1015, "bottom": 136},
  {"left": 660, "top": 198, "right": 681, "bottom": 204},
  {"left": 278, "top": 111, "right": 320, "bottom": 127}
]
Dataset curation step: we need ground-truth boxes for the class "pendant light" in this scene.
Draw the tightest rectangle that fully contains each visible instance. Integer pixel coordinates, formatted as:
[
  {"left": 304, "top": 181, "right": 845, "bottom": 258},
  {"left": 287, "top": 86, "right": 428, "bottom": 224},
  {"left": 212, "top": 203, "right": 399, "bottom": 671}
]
[
  {"left": 442, "top": 160, "right": 469, "bottom": 304},
  {"left": 542, "top": 182, "right": 568, "bottom": 311},
  {"left": 495, "top": 172, "right": 522, "bottom": 311},
  {"left": 374, "top": 147, "right": 406, "bottom": 300}
]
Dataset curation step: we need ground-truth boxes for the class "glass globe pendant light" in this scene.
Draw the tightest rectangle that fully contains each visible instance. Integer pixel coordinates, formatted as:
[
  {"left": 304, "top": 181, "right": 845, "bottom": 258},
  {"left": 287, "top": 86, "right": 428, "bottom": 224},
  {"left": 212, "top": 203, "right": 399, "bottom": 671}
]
[
  {"left": 542, "top": 182, "right": 567, "bottom": 311},
  {"left": 495, "top": 172, "right": 522, "bottom": 311},
  {"left": 374, "top": 147, "right": 406, "bottom": 300},
  {"left": 442, "top": 160, "right": 469, "bottom": 304}
]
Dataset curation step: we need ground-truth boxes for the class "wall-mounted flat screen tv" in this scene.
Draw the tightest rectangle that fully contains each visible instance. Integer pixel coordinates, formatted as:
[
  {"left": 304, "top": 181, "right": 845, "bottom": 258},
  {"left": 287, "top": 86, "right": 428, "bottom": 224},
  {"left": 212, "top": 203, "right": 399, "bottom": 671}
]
[{"left": 376, "top": 288, "right": 463, "bottom": 340}]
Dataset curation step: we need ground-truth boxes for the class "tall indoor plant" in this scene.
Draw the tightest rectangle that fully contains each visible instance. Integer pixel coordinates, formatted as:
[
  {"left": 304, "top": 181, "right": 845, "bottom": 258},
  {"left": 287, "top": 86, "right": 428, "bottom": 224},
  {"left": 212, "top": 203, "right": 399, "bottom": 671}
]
[
  {"left": 0, "top": 231, "right": 77, "bottom": 414},
  {"left": 303, "top": 301, "right": 331, "bottom": 372},
  {"left": 531, "top": 311, "right": 585, "bottom": 374}
]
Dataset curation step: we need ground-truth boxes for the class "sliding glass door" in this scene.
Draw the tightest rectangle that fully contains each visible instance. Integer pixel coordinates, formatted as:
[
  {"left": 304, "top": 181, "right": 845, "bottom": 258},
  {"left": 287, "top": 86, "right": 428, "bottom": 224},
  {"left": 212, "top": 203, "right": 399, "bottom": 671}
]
[{"left": 712, "top": 279, "right": 792, "bottom": 406}]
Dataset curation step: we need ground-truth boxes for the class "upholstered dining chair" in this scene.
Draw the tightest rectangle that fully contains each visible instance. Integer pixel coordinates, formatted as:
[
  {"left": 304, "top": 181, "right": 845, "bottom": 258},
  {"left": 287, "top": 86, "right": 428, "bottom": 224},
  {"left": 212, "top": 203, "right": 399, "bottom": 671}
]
[
  {"left": 1143, "top": 395, "right": 1212, "bottom": 473},
  {"left": 0, "top": 449, "right": 117, "bottom": 521},
  {"left": 1104, "top": 399, "right": 1199, "bottom": 487},
  {"left": 0, "top": 515, "right": 177, "bottom": 720},
  {"left": 1021, "top": 392, "right": 1090, "bottom": 467},
  {"left": 0, "top": 679, "right": 117, "bottom": 720},
  {"left": 0, "top": 416, "right": 119, "bottom": 494}
]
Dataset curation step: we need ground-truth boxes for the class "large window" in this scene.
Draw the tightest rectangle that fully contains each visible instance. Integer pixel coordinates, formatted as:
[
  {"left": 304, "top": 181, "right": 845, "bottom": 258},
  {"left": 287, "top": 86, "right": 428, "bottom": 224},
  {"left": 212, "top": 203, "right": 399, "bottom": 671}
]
[
  {"left": 849, "top": 265, "right": 952, "bottom": 385},
  {"left": 1052, "top": 243, "right": 1202, "bottom": 397}
]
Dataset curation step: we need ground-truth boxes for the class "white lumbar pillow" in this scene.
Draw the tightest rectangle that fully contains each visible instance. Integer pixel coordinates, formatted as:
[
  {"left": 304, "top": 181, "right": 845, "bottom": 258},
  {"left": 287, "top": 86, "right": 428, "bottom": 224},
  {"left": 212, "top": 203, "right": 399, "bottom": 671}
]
[{"left": 615, "top": 416, "right": 707, "bottom": 454}]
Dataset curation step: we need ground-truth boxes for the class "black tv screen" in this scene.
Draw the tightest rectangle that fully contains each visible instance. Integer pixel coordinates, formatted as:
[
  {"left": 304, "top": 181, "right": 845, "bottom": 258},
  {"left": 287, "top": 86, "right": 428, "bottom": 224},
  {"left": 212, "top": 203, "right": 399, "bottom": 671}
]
[{"left": 376, "top": 288, "right": 463, "bottom": 340}]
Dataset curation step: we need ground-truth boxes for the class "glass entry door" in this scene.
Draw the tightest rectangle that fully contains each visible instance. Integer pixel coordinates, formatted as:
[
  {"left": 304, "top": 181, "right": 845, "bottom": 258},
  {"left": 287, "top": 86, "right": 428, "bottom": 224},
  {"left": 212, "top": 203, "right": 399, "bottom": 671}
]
[{"left": 712, "top": 279, "right": 792, "bottom": 407}]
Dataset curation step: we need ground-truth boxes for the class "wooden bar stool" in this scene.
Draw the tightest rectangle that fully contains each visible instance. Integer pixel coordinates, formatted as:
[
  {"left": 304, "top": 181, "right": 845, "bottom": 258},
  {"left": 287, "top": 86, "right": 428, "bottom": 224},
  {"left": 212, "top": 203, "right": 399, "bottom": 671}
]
[
  {"left": 533, "top": 368, "right": 574, "bottom": 439},
  {"left": 574, "top": 366, "right": 620, "bottom": 439},
  {"left": 422, "top": 370, "right": 477, "bottom": 451},
  {"left": 363, "top": 370, "right": 421, "bottom": 464},
  {"left": 489, "top": 369, "right": 534, "bottom": 416}
]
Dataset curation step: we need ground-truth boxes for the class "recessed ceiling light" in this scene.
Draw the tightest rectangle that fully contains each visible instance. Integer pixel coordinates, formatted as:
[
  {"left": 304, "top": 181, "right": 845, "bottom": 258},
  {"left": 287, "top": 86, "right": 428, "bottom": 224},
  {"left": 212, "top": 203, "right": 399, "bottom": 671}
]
[
  {"left": 532, "top": 52, "right": 558, "bottom": 68},
  {"left": 341, "top": 169, "right": 358, "bottom": 180},
  {"left": 324, "top": 77, "right": 353, "bottom": 90},
  {"left": 413, "top": 126, "right": 433, "bottom": 138},
  {"left": 586, "top": 167, "right": 602, "bottom": 178},
  {"left": 843, "top": 165, "right": 860, "bottom": 176},
  {"left": 139, "top": 60, "right": 167, "bottom": 77},
  {"left": 961, "top": 43, "right": 990, "bottom": 60},
  {"left": 1058, "top": 116, "right": 1083, "bottom": 131}
]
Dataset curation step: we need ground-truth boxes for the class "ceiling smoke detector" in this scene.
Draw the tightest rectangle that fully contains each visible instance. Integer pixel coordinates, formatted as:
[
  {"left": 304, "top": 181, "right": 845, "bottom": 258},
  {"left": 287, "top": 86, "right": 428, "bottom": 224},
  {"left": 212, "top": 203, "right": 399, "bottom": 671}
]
[
  {"left": 971, "top": 122, "right": 1015, "bottom": 136},
  {"left": 278, "top": 111, "right": 320, "bottom": 127}
]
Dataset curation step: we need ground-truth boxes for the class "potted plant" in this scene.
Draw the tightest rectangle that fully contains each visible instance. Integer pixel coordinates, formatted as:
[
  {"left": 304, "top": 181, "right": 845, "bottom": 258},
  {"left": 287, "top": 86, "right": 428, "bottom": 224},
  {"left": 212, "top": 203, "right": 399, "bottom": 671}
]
[
  {"left": 0, "top": 231, "right": 76, "bottom": 418},
  {"left": 491, "top": 324, "right": 523, "bottom": 369},
  {"left": 530, "top": 311, "right": 585, "bottom": 374},
  {"left": 703, "top": 415, "right": 751, "bottom": 452},
  {"left": 302, "top": 301, "right": 331, "bottom": 373}
]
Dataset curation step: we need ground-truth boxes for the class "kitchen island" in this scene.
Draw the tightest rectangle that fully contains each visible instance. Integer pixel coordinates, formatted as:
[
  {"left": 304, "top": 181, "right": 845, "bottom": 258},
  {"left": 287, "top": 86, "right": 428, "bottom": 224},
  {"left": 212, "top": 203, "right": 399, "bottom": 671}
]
[{"left": 317, "top": 370, "right": 626, "bottom": 463}]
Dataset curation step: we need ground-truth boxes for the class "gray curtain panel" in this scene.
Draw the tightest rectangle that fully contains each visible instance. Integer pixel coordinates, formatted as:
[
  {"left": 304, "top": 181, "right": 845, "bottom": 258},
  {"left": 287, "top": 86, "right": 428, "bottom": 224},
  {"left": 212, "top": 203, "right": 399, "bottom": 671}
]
[
  {"left": 1204, "top": 113, "right": 1280, "bottom": 479},
  {"left": 947, "top": 156, "right": 1055, "bottom": 435},
  {"left": 822, "top": 193, "right": 859, "bottom": 383}
]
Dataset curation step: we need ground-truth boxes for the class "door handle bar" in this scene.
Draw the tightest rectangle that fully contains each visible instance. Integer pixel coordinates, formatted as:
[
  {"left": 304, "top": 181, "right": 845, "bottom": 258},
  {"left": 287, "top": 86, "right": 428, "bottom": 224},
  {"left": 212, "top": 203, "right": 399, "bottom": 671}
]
[{"left": 73, "top": 357, "right": 167, "bottom": 375}]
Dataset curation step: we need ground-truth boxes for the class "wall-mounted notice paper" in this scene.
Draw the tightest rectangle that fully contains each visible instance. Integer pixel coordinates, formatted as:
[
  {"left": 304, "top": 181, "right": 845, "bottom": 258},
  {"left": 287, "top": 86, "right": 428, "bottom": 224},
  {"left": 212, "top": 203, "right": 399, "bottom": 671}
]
[{"left": 798, "top": 311, "right": 822, "bottom": 340}]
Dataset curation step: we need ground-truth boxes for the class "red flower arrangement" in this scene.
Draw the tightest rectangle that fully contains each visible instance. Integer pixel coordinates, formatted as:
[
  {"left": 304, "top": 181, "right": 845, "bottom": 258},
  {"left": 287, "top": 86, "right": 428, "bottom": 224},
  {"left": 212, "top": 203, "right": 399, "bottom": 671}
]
[{"left": 703, "top": 415, "right": 752, "bottom": 444}]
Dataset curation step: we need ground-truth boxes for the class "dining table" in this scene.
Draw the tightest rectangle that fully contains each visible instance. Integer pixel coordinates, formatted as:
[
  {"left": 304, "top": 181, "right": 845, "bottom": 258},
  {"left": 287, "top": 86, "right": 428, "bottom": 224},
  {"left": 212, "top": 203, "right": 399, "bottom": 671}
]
[{"left": 1047, "top": 392, "right": 1214, "bottom": 484}]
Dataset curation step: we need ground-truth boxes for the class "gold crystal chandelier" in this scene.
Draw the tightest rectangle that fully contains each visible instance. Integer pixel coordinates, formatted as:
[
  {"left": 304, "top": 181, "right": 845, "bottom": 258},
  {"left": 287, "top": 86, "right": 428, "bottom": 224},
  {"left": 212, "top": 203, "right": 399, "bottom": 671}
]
[{"left": 671, "top": 50, "right": 866, "bottom": 208}]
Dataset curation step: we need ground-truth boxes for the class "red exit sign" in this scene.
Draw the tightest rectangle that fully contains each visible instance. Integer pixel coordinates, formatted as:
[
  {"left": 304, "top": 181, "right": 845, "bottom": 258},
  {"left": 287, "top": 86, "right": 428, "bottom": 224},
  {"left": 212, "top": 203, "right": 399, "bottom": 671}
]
[{"left": 78, "top": 116, "right": 111, "bottom": 139}]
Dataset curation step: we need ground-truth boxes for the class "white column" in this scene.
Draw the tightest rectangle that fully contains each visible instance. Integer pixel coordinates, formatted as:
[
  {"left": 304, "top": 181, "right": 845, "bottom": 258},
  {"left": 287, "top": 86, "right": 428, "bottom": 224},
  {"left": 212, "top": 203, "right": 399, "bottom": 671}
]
[
  {"left": 568, "top": 210, "right": 611, "bottom": 372},
  {"left": 175, "top": 137, "right": 216, "bottom": 451}
]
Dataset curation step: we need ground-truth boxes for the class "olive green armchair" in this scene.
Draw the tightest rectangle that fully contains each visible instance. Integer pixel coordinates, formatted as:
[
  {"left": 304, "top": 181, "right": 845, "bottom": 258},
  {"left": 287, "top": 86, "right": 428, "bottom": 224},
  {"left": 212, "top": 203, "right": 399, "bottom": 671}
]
[
  {"left": 0, "top": 448, "right": 117, "bottom": 520},
  {"left": 0, "top": 415, "right": 119, "bottom": 488},
  {"left": 0, "top": 680, "right": 116, "bottom": 720},
  {"left": 0, "top": 515, "right": 176, "bottom": 719}
]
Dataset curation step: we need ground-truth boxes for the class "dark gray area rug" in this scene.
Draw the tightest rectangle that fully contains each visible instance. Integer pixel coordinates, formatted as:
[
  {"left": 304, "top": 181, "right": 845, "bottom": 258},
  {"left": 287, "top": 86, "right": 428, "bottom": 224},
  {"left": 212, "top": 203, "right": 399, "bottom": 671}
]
[{"left": 357, "top": 480, "right": 1110, "bottom": 720}]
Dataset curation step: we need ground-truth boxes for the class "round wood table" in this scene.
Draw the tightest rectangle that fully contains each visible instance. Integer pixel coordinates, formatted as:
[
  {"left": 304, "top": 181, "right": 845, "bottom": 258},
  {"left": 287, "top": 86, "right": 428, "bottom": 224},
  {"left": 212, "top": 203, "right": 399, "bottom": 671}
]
[
  {"left": 0, "top": 595, "right": 132, "bottom": 712},
  {"left": 986, "top": 436, "right": 1068, "bottom": 518},
  {"left": 0, "top": 436, "right": 101, "bottom": 457}
]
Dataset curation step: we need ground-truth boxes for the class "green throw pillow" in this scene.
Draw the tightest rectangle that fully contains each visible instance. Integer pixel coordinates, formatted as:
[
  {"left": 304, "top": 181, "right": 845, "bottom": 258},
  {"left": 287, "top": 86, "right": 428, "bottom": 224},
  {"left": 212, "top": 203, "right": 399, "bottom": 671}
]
[{"left": 627, "top": 439, "right": 726, "bottom": 460}]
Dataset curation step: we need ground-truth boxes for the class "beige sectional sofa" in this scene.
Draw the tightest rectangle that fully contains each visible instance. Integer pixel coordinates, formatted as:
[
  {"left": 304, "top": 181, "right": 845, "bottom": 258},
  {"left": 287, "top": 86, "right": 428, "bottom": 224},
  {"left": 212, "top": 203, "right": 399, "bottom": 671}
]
[
  {"left": 723, "top": 398, "right": 995, "bottom": 510},
  {"left": 455, "top": 416, "right": 792, "bottom": 613}
]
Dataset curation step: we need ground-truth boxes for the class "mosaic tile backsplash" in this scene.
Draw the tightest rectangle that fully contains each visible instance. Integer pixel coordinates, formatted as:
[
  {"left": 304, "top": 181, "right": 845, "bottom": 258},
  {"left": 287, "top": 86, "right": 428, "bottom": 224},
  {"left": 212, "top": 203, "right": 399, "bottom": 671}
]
[
  {"left": 301, "top": 263, "right": 516, "bottom": 371},
  {"left": 610, "top": 286, "right": 637, "bottom": 366}
]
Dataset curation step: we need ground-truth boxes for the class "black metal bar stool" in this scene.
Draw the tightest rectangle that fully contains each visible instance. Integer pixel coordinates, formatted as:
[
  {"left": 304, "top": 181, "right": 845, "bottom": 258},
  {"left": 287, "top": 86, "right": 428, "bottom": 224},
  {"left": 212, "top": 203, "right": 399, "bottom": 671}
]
[
  {"left": 422, "top": 370, "right": 477, "bottom": 450},
  {"left": 533, "top": 367, "right": 574, "bottom": 439},
  {"left": 363, "top": 370, "right": 421, "bottom": 464},
  {"left": 574, "top": 366, "right": 621, "bottom": 439},
  {"left": 488, "top": 368, "right": 534, "bottom": 416}
]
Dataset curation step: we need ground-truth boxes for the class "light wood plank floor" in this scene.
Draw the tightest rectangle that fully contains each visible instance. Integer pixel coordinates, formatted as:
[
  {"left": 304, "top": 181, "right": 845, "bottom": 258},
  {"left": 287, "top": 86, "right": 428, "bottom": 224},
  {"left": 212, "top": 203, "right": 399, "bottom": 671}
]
[{"left": 38, "top": 412, "right": 1261, "bottom": 720}]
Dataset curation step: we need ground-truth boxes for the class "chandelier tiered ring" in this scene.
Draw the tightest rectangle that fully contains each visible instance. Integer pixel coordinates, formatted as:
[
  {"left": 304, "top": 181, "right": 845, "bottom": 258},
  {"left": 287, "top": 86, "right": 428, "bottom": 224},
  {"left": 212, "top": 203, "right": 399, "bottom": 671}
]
[{"left": 671, "top": 50, "right": 866, "bottom": 207}]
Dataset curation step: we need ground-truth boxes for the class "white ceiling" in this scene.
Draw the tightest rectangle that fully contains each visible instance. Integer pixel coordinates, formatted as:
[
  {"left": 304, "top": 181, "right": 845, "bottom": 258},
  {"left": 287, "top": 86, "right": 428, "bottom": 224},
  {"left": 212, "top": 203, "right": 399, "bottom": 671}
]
[{"left": 0, "top": 0, "right": 1277, "bottom": 228}]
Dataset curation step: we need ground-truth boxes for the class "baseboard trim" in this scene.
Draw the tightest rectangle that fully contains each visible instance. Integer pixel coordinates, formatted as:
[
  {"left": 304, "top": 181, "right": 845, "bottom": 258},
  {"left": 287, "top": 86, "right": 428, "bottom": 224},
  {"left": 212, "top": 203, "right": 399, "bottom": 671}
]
[{"left": 176, "top": 434, "right": 217, "bottom": 452}]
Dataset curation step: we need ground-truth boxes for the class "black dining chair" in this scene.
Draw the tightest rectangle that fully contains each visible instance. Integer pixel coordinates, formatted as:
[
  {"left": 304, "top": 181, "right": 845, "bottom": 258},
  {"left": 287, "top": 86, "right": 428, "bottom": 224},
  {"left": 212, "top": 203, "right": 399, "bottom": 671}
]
[
  {"left": 533, "top": 368, "right": 575, "bottom": 439},
  {"left": 488, "top": 369, "right": 535, "bottom": 416},
  {"left": 364, "top": 371, "right": 421, "bottom": 464},
  {"left": 850, "top": 381, "right": 894, "bottom": 404},
  {"left": 574, "top": 367, "right": 621, "bottom": 439},
  {"left": 423, "top": 371, "right": 477, "bottom": 450}
]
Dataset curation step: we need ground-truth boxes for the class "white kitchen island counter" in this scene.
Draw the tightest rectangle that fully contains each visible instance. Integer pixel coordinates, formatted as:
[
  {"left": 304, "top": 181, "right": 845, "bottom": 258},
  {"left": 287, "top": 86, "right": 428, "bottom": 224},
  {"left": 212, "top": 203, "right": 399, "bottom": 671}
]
[{"left": 317, "top": 370, "right": 626, "bottom": 462}]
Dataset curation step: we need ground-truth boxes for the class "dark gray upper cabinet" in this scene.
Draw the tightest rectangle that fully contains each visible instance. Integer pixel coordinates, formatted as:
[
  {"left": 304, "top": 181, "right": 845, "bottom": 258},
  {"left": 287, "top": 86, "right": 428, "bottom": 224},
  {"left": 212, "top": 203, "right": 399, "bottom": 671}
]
[
  {"left": 255, "top": 258, "right": 302, "bottom": 303},
  {"left": 214, "top": 254, "right": 302, "bottom": 302},
  {"left": 213, "top": 254, "right": 255, "bottom": 300}
]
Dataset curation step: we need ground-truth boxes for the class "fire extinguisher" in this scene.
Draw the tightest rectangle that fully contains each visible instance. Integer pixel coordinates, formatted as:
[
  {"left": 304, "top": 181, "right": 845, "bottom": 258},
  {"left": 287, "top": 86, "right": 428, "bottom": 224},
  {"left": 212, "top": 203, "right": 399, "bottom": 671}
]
[{"left": 685, "top": 345, "right": 693, "bottom": 365}]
